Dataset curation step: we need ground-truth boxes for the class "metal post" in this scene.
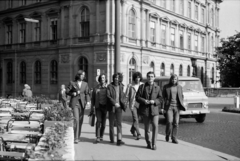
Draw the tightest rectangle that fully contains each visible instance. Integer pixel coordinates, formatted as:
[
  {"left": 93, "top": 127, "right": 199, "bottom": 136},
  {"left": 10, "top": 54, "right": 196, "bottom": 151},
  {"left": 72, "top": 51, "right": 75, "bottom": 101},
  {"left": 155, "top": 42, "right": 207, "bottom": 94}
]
[{"left": 115, "top": 0, "right": 121, "bottom": 73}]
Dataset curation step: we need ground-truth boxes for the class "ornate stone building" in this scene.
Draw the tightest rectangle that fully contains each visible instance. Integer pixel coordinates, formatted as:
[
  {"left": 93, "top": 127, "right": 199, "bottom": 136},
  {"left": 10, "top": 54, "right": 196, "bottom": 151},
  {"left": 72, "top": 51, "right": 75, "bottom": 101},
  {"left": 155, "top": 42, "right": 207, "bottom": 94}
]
[{"left": 0, "top": 0, "right": 221, "bottom": 98}]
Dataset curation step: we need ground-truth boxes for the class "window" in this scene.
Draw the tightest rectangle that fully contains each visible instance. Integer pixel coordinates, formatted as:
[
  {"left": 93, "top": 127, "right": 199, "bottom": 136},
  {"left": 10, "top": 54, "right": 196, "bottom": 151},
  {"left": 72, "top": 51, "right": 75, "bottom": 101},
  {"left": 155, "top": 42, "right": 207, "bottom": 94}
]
[
  {"left": 171, "top": 0, "right": 175, "bottom": 12},
  {"left": 129, "top": 58, "right": 136, "bottom": 83},
  {"left": 150, "top": 21, "right": 156, "bottom": 42},
  {"left": 34, "top": 22, "right": 41, "bottom": 42},
  {"left": 201, "top": 8, "right": 205, "bottom": 23},
  {"left": 187, "top": 65, "right": 190, "bottom": 76},
  {"left": 7, "top": 0, "right": 13, "bottom": 8},
  {"left": 170, "top": 64, "right": 174, "bottom": 75},
  {"left": 195, "top": 35, "right": 198, "bottom": 51},
  {"left": 211, "top": 67, "right": 214, "bottom": 83},
  {"left": 21, "top": 0, "right": 26, "bottom": 6},
  {"left": 6, "top": 24, "right": 12, "bottom": 44},
  {"left": 50, "top": 19, "right": 57, "bottom": 41},
  {"left": 20, "top": 23, "right": 26, "bottom": 43},
  {"left": 179, "top": 0, "right": 184, "bottom": 15},
  {"left": 188, "top": 1, "right": 191, "bottom": 18},
  {"left": 20, "top": 61, "right": 26, "bottom": 84},
  {"left": 34, "top": 60, "right": 41, "bottom": 84},
  {"left": 195, "top": 5, "right": 198, "bottom": 20},
  {"left": 78, "top": 57, "right": 88, "bottom": 81},
  {"left": 171, "top": 28, "right": 175, "bottom": 48},
  {"left": 50, "top": 60, "right": 58, "bottom": 84},
  {"left": 161, "top": 24, "right": 166, "bottom": 46},
  {"left": 7, "top": 62, "right": 13, "bottom": 84},
  {"left": 150, "top": 62, "right": 155, "bottom": 72},
  {"left": 201, "top": 36, "right": 205, "bottom": 52},
  {"left": 161, "top": 0, "right": 166, "bottom": 8},
  {"left": 201, "top": 67, "right": 204, "bottom": 84},
  {"left": 179, "top": 65, "right": 183, "bottom": 76},
  {"left": 188, "top": 33, "right": 191, "bottom": 51},
  {"left": 161, "top": 63, "right": 165, "bottom": 76},
  {"left": 216, "top": 10, "right": 219, "bottom": 27},
  {"left": 80, "top": 7, "right": 90, "bottom": 37},
  {"left": 211, "top": 35, "right": 214, "bottom": 53},
  {"left": 179, "top": 30, "right": 184, "bottom": 50},
  {"left": 211, "top": 8, "right": 214, "bottom": 26},
  {"left": 128, "top": 9, "right": 136, "bottom": 38}
]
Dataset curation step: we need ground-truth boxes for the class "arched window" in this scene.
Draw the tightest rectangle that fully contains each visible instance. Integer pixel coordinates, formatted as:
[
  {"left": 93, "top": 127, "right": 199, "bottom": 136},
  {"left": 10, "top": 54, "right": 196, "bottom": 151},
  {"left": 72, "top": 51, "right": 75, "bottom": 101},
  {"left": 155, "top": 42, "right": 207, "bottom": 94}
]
[
  {"left": 187, "top": 65, "right": 191, "bottom": 76},
  {"left": 7, "top": 62, "right": 13, "bottom": 84},
  {"left": 128, "top": 9, "right": 136, "bottom": 38},
  {"left": 80, "top": 7, "right": 90, "bottom": 37},
  {"left": 129, "top": 58, "right": 136, "bottom": 83},
  {"left": 160, "top": 63, "right": 165, "bottom": 76},
  {"left": 211, "top": 67, "right": 214, "bottom": 84},
  {"left": 170, "top": 64, "right": 174, "bottom": 75},
  {"left": 50, "top": 60, "right": 58, "bottom": 84},
  {"left": 78, "top": 56, "right": 88, "bottom": 81},
  {"left": 179, "top": 65, "right": 183, "bottom": 76},
  {"left": 34, "top": 60, "right": 41, "bottom": 84},
  {"left": 201, "top": 67, "right": 204, "bottom": 84},
  {"left": 20, "top": 61, "right": 26, "bottom": 84},
  {"left": 150, "top": 62, "right": 155, "bottom": 72}
]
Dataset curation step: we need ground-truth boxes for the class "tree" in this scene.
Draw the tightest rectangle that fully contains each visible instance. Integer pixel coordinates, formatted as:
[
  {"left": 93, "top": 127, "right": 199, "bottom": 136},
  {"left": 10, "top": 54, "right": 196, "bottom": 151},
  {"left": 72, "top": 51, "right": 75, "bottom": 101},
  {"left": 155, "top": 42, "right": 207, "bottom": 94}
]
[{"left": 216, "top": 32, "right": 240, "bottom": 87}]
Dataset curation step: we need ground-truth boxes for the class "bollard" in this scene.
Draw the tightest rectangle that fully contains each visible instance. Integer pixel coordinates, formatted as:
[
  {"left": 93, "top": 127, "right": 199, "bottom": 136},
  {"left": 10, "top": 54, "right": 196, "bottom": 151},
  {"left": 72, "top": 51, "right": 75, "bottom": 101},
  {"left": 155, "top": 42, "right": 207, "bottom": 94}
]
[{"left": 234, "top": 95, "right": 239, "bottom": 108}]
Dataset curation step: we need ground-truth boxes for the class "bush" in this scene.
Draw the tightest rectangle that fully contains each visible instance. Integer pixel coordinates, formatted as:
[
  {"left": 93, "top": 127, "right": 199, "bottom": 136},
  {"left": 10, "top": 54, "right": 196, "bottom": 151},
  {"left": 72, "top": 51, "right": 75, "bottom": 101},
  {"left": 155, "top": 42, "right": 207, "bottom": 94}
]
[{"left": 222, "top": 106, "right": 240, "bottom": 113}]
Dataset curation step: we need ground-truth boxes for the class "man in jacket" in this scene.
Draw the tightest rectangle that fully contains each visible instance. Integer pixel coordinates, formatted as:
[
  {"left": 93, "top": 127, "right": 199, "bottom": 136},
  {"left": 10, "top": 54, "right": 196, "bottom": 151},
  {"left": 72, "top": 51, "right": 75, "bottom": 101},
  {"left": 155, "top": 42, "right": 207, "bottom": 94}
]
[
  {"left": 162, "top": 74, "right": 186, "bottom": 144},
  {"left": 107, "top": 73, "right": 126, "bottom": 146},
  {"left": 59, "top": 84, "right": 68, "bottom": 108},
  {"left": 66, "top": 70, "right": 90, "bottom": 144},
  {"left": 136, "top": 71, "right": 163, "bottom": 150}
]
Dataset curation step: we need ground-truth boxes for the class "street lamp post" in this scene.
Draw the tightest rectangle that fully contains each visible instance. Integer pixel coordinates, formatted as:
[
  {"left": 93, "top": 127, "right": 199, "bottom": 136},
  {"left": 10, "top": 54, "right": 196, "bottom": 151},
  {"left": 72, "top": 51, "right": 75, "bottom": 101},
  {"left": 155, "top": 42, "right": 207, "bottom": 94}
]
[{"left": 115, "top": 0, "right": 121, "bottom": 73}]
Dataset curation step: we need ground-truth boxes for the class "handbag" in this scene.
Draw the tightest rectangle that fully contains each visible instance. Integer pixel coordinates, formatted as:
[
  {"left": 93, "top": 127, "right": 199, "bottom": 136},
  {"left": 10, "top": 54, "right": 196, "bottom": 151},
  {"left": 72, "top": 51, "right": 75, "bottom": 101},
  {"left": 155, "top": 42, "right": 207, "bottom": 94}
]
[{"left": 88, "top": 114, "right": 95, "bottom": 127}]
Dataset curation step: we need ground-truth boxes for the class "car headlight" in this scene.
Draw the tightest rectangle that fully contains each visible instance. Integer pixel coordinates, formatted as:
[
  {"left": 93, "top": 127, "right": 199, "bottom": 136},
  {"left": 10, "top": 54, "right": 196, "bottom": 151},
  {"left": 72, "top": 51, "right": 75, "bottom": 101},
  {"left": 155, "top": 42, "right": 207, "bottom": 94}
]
[{"left": 203, "top": 102, "right": 208, "bottom": 109}]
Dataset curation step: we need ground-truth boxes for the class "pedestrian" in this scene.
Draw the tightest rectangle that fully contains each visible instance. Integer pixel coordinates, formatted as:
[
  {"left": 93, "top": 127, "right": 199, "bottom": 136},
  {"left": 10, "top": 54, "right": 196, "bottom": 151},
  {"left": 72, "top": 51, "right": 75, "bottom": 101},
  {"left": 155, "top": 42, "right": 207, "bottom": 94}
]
[
  {"left": 59, "top": 84, "right": 68, "bottom": 108},
  {"left": 66, "top": 70, "right": 90, "bottom": 144},
  {"left": 136, "top": 71, "right": 163, "bottom": 150},
  {"left": 91, "top": 74, "right": 108, "bottom": 143},
  {"left": 22, "top": 84, "right": 33, "bottom": 98},
  {"left": 107, "top": 73, "right": 127, "bottom": 146},
  {"left": 127, "top": 71, "right": 143, "bottom": 140},
  {"left": 162, "top": 74, "right": 186, "bottom": 144}
]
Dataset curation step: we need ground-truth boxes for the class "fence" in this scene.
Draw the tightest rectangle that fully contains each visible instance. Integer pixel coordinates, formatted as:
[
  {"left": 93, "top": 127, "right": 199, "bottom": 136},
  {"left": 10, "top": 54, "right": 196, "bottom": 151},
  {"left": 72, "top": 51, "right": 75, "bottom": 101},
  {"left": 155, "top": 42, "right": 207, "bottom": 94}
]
[{"left": 204, "top": 88, "right": 240, "bottom": 97}]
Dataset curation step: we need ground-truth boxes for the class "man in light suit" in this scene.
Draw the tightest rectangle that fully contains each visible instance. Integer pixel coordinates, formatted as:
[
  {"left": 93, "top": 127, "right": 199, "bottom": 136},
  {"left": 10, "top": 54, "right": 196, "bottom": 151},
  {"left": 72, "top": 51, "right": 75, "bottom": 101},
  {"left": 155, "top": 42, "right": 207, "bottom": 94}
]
[{"left": 66, "top": 70, "right": 90, "bottom": 144}]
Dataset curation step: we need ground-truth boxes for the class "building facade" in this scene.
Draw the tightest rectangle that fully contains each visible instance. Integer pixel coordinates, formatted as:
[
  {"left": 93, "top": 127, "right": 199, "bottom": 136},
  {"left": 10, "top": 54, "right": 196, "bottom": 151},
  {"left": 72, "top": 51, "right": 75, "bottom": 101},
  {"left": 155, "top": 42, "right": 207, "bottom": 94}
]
[{"left": 0, "top": 0, "right": 222, "bottom": 98}]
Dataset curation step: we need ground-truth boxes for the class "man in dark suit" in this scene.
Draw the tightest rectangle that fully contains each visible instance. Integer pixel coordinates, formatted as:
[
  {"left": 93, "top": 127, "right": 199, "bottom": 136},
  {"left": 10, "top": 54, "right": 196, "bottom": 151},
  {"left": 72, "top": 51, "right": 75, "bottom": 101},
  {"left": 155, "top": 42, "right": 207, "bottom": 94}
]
[
  {"left": 107, "top": 73, "right": 126, "bottom": 146},
  {"left": 162, "top": 74, "right": 186, "bottom": 144},
  {"left": 136, "top": 71, "right": 163, "bottom": 150},
  {"left": 66, "top": 70, "right": 90, "bottom": 144},
  {"left": 59, "top": 84, "right": 68, "bottom": 108}
]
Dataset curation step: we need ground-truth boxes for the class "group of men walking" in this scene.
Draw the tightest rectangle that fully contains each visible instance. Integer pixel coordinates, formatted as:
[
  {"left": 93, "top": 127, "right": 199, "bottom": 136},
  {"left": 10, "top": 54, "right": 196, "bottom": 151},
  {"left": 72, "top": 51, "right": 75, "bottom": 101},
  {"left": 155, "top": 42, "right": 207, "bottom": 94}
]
[{"left": 64, "top": 70, "right": 186, "bottom": 150}]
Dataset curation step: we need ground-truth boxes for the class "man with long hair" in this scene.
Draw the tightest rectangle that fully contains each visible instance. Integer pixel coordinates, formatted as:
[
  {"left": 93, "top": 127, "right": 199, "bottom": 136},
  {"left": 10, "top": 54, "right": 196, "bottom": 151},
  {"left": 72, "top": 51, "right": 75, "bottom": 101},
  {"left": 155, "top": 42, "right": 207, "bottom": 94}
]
[
  {"left": 66, "top": 70, "right": 90, "bottom": 144},
  {"left": 162, "top": 74, "right": 186, "bottom": 144}
]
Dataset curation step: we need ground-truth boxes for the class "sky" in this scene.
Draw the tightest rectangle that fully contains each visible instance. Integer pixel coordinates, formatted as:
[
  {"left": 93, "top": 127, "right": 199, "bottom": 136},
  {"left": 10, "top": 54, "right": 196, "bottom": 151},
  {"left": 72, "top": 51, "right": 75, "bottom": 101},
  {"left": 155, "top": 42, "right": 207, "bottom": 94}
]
[{"left": 219, "top": 0, "right": 240, "bottom": 39}]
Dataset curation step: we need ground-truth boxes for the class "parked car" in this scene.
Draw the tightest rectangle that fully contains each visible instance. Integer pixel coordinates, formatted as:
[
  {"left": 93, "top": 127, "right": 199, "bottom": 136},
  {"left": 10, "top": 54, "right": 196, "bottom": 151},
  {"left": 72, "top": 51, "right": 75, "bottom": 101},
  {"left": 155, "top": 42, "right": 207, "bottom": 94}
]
[{"left": 143, "top": 76, "right": 209, "bottom": 123}]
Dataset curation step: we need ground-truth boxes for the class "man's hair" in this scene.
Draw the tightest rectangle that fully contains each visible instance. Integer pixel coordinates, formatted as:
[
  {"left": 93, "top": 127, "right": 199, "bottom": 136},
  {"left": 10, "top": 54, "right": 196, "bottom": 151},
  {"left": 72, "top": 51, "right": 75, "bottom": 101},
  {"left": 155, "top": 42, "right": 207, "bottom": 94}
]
[
  {"left": 146, "top": 71, "right": 155, "bottom": 77},
  {"left": 75, "top": 70, "right": 85, "bottom": 81},
  {"left": 112, "top": 73, "right": 119, "bottom": 81},
  {"left": 98, "top": 74, "right": 108, "bottom": 83},
  {"left": 169, "top": 74, "right": 179, "bottom": 85},
  {"left": 132, "top": 72, "right": 142, "bottom": 81}
]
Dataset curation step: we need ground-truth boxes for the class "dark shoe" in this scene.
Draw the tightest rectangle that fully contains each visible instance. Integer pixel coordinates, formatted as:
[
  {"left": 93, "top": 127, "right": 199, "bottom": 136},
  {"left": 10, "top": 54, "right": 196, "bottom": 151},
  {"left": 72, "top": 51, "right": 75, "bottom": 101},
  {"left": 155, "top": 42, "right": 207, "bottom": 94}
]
[
  {"left": 152, "top": 144, "right": 157, "bottom": 150},
  {"left": 117, "top": 140, "right": 125, "bottom": 146},
  {"left": 146, "top": 144, "right": 151, "bottom": 149},
  {"left": 165, "top": 136, "right": 169, "bottom": 142},
  {"left": 110, "top": 140, "right": 115, "bottom": 143},
  {"left": 172, "top": 139, "right": 178, "bottom": 144},
  {"left": 100, "top": 137, "right": 103, "bottom": 141},
  {"left": 136, "top": 134, "right": 141, "bottom": 140},
  {"left": 130, "top": 130, "right": 137, "bottom": 137},
  {"left": 74, "top": 139, "right": 79, "bottom": 144},
  {"left": 96, "top": 138, "right": 100, "bottom": 143}
]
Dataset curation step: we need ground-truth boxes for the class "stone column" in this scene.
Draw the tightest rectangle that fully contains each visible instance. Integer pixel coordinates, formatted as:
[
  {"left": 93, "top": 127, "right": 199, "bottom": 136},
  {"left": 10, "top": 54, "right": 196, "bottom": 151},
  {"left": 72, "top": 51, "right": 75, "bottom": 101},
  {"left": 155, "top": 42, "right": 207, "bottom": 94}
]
[
  {"left": 140, "top": 7, "right": 144, "bottom": 47},
  {"left": 120, "top": 0, "right": 126, "bottom": 43},
  {"left": 104, "top": 0, "right": 110, "bottom": 42},
  {"left": 145, "top": 9, "right": 149, "bottom": 47}
]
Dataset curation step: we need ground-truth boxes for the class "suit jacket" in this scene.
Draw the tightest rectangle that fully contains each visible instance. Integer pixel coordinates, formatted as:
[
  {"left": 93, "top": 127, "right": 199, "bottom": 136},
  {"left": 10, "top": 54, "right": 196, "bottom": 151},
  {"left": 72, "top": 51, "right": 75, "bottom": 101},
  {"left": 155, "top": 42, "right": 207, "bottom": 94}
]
[
  {"left": 136, "top": 82, "right": 163, "bottom": 116},
  {"left": 59, "top": 89, "right": 67, "bottom": 102},
  {"left": 162, "top": 84, "right": 186, "bottom": 111},
  {"left": 107, "top": 83, "right": 127, "bottom": 112},
  {"left": 66, "top": 81, "right": 90, "bottom": 109},
  {"left": 91, "top": 83, "right": 108, "bottom": 110}
]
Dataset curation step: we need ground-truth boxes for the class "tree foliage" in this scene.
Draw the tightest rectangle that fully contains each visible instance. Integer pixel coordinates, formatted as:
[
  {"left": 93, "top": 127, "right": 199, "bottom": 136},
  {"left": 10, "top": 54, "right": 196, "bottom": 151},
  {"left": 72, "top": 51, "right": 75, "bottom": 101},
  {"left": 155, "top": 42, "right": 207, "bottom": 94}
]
[{"left": 216, "top": 32, "right": 240, "bottom": 87}]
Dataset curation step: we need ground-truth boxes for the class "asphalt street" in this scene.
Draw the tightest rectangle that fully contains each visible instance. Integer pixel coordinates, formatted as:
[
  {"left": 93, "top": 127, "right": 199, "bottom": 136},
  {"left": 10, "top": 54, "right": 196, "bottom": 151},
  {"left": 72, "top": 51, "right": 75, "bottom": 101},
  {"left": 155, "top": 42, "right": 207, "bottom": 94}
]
[{"left": 122, "top": 105, "right": 240, "bottom": 158}]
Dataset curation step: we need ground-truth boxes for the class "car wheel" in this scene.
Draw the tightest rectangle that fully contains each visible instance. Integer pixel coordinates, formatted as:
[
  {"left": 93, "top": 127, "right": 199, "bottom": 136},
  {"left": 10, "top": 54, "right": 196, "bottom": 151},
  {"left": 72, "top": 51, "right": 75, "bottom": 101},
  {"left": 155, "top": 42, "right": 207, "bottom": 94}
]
[{"left": 195, "top": 114, "right": 206, "bottom": 123}]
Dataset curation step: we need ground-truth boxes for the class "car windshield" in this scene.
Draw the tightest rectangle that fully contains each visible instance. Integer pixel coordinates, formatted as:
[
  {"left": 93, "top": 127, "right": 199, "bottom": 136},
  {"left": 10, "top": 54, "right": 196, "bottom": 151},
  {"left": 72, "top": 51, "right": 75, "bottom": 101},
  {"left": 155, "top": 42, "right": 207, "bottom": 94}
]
[{"left": 178, "top": 80, "right": 204, "bottom": 93}]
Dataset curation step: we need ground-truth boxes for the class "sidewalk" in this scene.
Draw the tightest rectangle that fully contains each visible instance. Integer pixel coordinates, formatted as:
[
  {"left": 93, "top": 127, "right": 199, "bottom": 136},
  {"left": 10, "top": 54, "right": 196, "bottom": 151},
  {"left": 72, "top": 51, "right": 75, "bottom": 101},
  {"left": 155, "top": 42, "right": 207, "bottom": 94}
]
[{"left": 74, "top": 116, "right": 240, "bottom": 161}]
